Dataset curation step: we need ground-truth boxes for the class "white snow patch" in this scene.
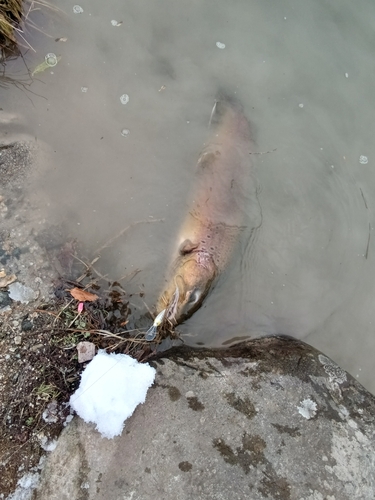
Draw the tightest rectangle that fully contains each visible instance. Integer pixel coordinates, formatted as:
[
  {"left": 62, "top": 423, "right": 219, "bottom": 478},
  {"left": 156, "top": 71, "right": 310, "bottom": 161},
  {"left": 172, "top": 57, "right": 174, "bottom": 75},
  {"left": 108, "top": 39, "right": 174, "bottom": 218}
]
[
  {"left": 6, "top": 473, "right": 39, "bottom": 500},
  {"left": 69, "top": 350, "right": 156, "bottom": 439},
  {"left": 63, "top": 414, "right": 74, "bottom": 427},
  {"left": 38, "top": 434, "right": 57, "bottom": 452}
]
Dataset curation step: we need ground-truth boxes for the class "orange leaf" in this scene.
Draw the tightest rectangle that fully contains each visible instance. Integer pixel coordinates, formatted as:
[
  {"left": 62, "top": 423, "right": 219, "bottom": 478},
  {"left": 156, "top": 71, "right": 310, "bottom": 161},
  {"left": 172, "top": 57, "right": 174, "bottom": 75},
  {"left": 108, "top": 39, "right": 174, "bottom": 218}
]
[{"left": 69, "top": 287, "right": 98, "bottom": 302}]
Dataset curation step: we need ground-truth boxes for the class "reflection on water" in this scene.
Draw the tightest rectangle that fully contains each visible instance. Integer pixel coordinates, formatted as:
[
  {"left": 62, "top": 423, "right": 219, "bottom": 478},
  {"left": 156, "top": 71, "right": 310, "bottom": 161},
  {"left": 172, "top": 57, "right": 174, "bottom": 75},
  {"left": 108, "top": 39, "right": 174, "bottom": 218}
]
[{"left": 1, "top": 0, "right": 375, "bottom": 393}]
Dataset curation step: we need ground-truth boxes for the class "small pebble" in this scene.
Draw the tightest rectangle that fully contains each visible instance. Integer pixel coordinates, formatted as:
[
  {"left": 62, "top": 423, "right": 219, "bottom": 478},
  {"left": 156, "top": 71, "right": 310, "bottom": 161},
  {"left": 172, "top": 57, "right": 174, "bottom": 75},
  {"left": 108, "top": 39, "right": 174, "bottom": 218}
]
[
  {"left": 30, "top": 344, "right": 44, "bottom": 352},
  {"left": 77, "top": 341, "right": 96, "bottom": 363},
  {"left": 14, "top": 335, "right": 22, "bottom": 345},
  {"left": 0, "top": 291, "right": 11, "bottom": 308},
  {"left": 22, "top": 320, "right": 33, "bottom": 332}
]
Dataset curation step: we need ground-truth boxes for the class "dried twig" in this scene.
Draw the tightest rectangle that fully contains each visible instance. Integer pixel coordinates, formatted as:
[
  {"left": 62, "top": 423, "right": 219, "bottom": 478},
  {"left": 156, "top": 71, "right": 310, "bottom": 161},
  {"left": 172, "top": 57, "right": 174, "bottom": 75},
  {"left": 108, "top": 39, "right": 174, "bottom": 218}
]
[
  {"left": 94, "top": 218, "right": 164, "bottom": 255},
  {"left": 249, "top": 148, "right": 277, "bottom": 155},
  {"left": 89, "top": 329, "right": 148, "bottom": 344},
  {"left": 73, "top": 255, "right": 100, "bottom": 283},
  {"left": 118, "top": 268, "right": 142, "bottom": 282},
  {"left": 53, "top": 299, "right": 74, "bottom": 325}
]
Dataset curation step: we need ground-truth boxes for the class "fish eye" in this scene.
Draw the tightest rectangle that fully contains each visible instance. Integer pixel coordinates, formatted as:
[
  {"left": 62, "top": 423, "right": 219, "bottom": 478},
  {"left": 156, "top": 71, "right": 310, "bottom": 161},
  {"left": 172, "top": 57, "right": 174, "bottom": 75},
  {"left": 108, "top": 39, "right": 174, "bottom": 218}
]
[{"left": 187, "top": 290, "right": 201, "bottom": 304}]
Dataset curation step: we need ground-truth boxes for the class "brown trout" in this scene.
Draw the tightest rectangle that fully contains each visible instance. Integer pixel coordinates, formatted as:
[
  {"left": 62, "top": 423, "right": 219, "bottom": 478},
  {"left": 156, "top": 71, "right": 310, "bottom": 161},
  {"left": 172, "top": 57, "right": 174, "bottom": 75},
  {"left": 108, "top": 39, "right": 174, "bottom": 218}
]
[{"left": 146, "top": 97, "right": 252, "bottom": 340}]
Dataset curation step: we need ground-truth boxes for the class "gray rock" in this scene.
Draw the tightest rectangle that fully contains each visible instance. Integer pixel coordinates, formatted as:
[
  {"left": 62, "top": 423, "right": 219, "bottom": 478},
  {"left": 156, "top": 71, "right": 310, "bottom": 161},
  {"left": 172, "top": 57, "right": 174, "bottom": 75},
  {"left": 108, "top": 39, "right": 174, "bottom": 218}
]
[
  {"left": 76, "top": 341, "right": 96, "bottom": 363},
  {"left": 21, "top": 318, "right": 33, "bottom": 331},
  {"left": 0, "top": 290, "right": 11, "bottom": 308},
  {"left": 35, "top": 337, "right": 375, "bottom": 500},
  {"left": 8, "top": 282, "right": 38, "bottom": 304},
  {"left": 0, "top": 138, "right": 34, "bottom": 189},
  {"left": 14, "top": 335, "right": 22, "bottom": 345}
]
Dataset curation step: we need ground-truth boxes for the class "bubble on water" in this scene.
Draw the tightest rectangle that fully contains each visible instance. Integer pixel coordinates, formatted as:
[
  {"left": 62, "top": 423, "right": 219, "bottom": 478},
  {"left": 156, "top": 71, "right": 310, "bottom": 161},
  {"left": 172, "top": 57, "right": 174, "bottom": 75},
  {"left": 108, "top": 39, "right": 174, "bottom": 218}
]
[
  {"left": 121, "top": 129, "right": 130, "bottom": 137},
  {"left": 111, "top": 20, "right": 122, "bottom": 26},
  {"left": 73, "top": 5, "right": 84, "bottom": 14},
  {"left": 216, "top": 42, "right": 226, "bottom": 49},
  {"left": 81, "top": 87, "right": 88, "bottom": 92},
  {"left": 298, "top": 103, "right": 304, "bottom": 108},
  {"left": 359, "top": 155, "right": 368, "bottom": 165},
  {"left": 120, "top": 94, "right": 129, "bottom": 105},
  {"left": 45, "top": 53, "right": 58, "bottom": 67},
  {"left": 345, "top": 72, "right": 349, "bottom": 78}
]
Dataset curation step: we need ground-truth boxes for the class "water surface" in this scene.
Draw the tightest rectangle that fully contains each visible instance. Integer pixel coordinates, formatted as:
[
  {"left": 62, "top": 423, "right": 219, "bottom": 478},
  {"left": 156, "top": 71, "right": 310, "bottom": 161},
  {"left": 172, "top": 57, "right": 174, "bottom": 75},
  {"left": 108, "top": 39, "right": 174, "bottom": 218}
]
[{"left": 2, "top": 0, "right": 375, "bottom": 392}]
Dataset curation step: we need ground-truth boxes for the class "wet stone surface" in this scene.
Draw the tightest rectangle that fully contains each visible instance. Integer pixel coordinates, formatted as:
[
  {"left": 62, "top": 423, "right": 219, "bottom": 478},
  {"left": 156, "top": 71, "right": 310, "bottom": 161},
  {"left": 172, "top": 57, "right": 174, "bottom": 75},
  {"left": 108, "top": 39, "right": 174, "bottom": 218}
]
[
  {"left": 0, "top": 126, "right": 78, "bottom": 496},
  {"left": 0, "top": 140, "right": 34, "bottom": 188},
  {"left": 35, "top": 337, "right": 375, "bottom": 500}
]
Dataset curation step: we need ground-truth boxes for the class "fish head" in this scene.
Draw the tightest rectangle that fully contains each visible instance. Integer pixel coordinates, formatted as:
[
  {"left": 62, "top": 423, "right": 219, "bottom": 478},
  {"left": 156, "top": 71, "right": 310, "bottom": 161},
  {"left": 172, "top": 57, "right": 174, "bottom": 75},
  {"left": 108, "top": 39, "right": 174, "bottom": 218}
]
[{"left": 158, "top": 246, "right": 217, "bottom": 325}]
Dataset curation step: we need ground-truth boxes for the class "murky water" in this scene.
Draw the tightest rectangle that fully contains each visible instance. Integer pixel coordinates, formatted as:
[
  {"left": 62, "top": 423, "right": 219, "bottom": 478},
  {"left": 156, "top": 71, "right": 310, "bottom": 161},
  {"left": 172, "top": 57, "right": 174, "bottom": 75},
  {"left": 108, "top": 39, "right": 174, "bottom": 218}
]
[{"left": 2, "top": 0, "right": 375, "bottom": 392}]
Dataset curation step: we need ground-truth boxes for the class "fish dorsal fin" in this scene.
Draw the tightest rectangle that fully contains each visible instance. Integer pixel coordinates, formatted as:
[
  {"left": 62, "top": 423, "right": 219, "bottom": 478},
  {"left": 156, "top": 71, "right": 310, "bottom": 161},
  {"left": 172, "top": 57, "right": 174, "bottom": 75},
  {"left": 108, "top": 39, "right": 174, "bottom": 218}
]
[{"left": 179, "top": 239, "right": 199, "bottom": 255}]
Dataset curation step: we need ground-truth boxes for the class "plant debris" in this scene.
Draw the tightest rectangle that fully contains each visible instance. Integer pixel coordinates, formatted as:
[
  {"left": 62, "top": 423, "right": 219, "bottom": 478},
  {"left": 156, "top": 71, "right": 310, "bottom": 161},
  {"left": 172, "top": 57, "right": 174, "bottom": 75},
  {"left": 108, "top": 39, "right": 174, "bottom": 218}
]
[
  {"left": 0, "top": 0, "right": 60, "bottom": 61},
  {"left": 0, "top": 271, "right": 17, "bottom": 287},
  {"left": 69, "top": 287, "right": 98, "bottom": 302}
]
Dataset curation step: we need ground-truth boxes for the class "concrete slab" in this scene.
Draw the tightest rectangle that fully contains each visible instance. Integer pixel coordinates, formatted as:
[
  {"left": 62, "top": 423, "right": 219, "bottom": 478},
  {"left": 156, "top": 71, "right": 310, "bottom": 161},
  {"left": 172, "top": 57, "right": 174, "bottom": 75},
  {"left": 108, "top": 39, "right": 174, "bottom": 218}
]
[{"left": 35, "top": 337, "right": 375, "bottom": 500}]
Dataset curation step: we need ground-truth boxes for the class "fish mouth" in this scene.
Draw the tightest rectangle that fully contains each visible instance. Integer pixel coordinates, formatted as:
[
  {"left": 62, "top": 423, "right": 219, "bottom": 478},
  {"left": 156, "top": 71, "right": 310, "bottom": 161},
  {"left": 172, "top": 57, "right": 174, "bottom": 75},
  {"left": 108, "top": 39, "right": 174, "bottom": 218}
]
[
  {"left": 165, "top": 284, "right": 180, "bottom": 325},
  {"left": 164, "top": 284, "right": 208, "bottom": 326},
  {"left": 144, "top": 284, "right": 180, "bottom": 341}
]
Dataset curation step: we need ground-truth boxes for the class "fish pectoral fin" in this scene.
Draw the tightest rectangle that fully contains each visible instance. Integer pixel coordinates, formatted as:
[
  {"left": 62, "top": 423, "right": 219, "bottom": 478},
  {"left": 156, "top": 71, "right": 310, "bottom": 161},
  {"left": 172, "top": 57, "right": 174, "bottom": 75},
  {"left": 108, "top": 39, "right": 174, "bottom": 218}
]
[{"left": 179, "top": 239, "right": 199, "bottom": 255}]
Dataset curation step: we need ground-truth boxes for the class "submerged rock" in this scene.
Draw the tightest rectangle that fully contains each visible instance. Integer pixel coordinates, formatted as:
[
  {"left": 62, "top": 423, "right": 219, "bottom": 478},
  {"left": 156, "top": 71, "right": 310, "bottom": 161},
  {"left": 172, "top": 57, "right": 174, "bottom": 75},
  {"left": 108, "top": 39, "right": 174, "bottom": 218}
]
[
  {"left": 8, "top": 282, "right": 38, "bottom": 304},
  {"left": 35, "top": 337, "right": 375, "bottom": 500}
]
